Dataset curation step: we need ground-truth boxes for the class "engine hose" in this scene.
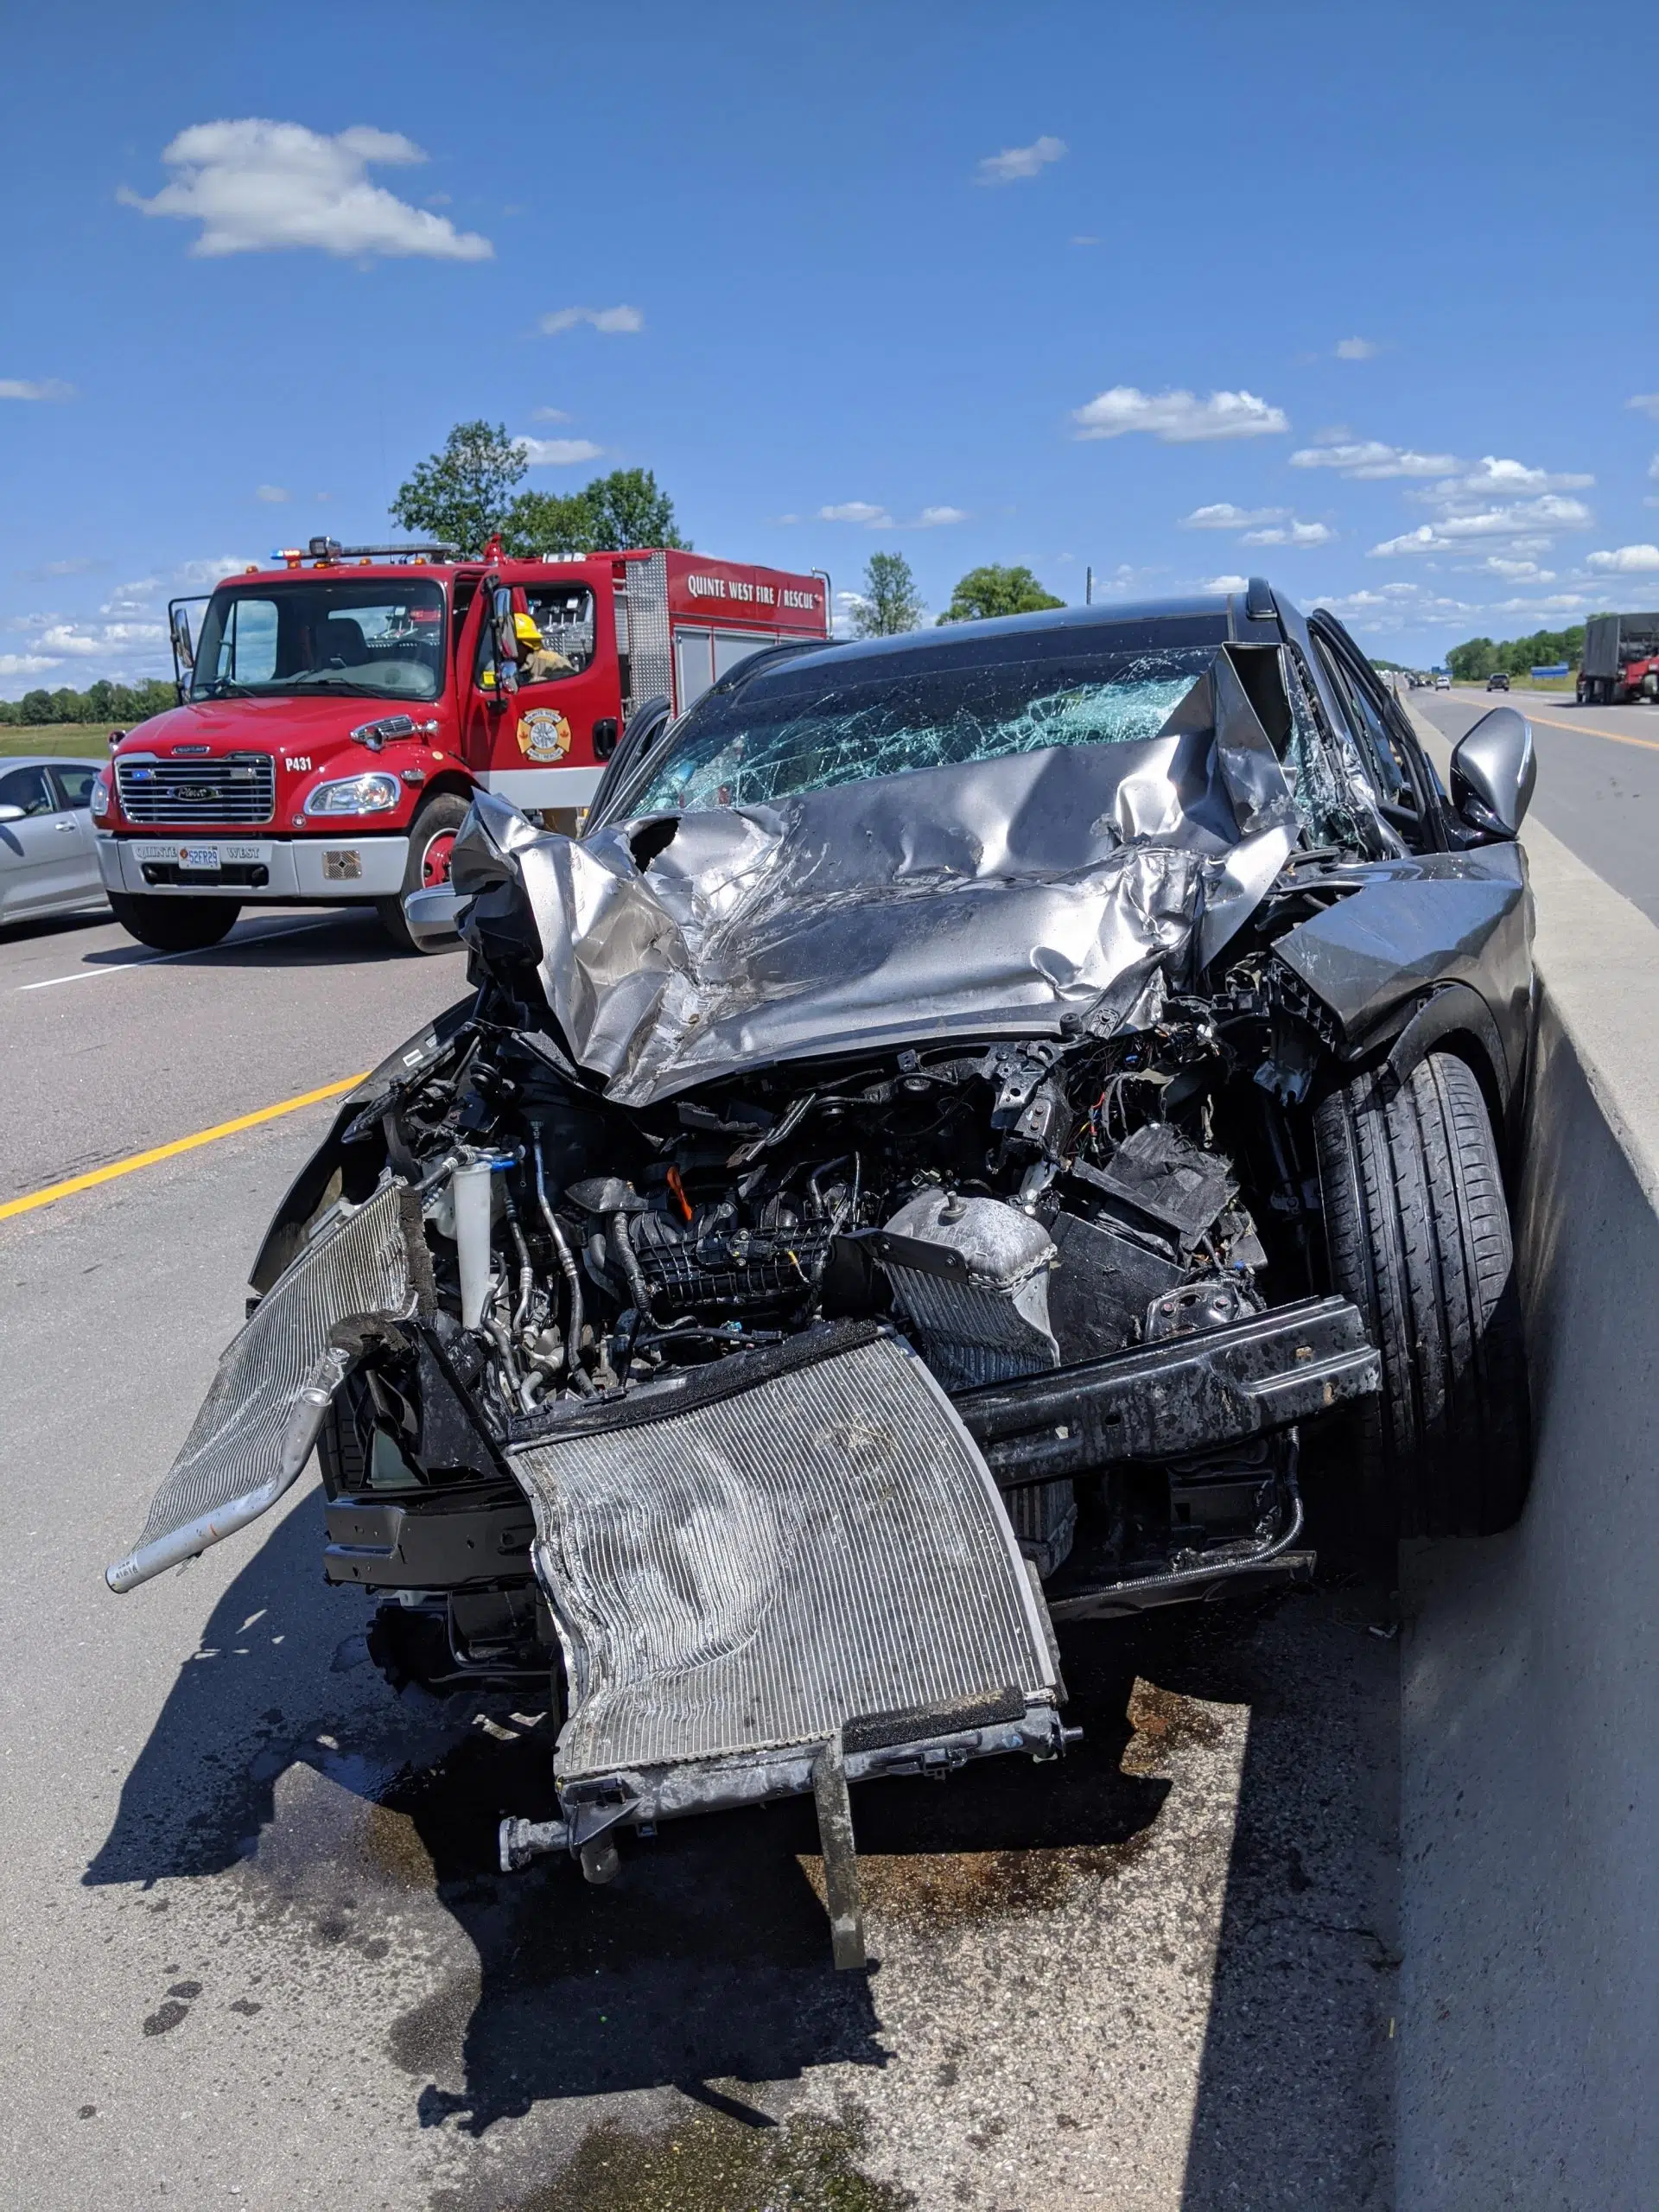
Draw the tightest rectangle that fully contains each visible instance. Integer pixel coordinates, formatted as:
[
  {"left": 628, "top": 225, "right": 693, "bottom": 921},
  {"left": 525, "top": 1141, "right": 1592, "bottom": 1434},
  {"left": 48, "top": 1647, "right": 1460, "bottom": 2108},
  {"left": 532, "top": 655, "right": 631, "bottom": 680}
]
[
  {"left": 530, "top": 1125, "right": 592, "bottom": 1395},
  {"left": 506, "top": 1212, "right": 535, "bottom": 1338},
  {"left": 608, "top": 1210, "right": 658, "bottom": 1323}
]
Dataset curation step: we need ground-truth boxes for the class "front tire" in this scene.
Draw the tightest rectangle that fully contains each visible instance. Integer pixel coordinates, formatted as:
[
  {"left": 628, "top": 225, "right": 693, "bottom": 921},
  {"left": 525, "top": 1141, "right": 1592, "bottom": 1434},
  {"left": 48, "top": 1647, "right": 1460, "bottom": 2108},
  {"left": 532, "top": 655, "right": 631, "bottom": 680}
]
[
  {"left": 377, "top": 793, "right": 469, "bottom": 955},
  {"left": 1314, "top": 1051, "right": 1529, "bottom": 1540},
  {"left": 108, "top": 892, "right": 241, "bottom": 951}
]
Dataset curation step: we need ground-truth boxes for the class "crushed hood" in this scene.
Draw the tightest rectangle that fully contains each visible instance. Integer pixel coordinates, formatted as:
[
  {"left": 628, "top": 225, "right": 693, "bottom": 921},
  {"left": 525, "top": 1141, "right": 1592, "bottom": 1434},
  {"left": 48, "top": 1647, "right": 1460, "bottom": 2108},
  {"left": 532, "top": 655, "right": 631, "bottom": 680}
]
[{"left": 456, "top": 646, "right": 1300, "bottom": 1106}]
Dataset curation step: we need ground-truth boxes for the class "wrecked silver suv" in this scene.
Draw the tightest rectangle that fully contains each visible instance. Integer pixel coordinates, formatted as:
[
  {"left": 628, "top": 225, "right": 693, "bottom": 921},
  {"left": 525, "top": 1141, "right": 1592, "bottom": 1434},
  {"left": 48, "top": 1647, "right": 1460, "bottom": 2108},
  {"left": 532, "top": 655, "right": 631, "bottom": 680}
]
[{"left": 109, "top": 581, "right": 1535, "bottom": 1964}]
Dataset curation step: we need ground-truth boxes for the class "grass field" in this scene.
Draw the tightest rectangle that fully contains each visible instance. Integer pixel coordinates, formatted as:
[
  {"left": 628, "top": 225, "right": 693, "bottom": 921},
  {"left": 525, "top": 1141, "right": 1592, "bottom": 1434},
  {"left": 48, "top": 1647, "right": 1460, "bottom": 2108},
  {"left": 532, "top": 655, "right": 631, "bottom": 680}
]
[{"left": 0, "top": 725, "right": 120, "bottom": 758}]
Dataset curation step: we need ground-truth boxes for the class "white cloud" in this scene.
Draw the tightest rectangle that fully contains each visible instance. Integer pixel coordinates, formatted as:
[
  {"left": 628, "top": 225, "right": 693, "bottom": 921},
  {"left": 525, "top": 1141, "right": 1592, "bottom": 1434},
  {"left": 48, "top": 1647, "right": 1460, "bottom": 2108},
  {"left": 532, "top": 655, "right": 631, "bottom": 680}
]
[
  {"left": 818, "top": 500, "right": 968, "bottom": 530},
  {"left": 1627, "top": 395, "right": 1659, "bottom": 420},
  {"left": 1071, "top": 234, "right": 1100, "bottom": 246},
  {"left": 1469, "top": 556, "right": 1557, "bottom": 582},
  {"left": 1073, "top": 387, "right": 1288, "bottom": 443},
  {"left": 1487, "top": 594, "right": 1592, "bottom": 615},
  {"left": 1586, "top": 543, "right": 1659, "bottom": 574},
  {"left": 1370, "top": 497, "right": 1592, "bottom": 556},
  {"left": 1181, "top": 503, "right": 1287, "bottom": 530},
  {"left": 0, "top": 653, "right": 61, "bottom": 677},
  {"left": 531, "top": 406, "right": 571, "bottom": 423},
  {"left": 539, "top": 304, "right": 643, "bottom": 334},
  {"left": 1649, "top": 453, "right": 1659, "bottom": 480},
  {"left": 1291, "top": 439, "right": 1458, "bottom": 478},
  {"left": 37, "top": 620, "right": 165, "bottom": 657},
  {"left": 1415, "top": 454, "right": 1594, "bottom": 505},
  {"left": 1203, "top": 574, "right": 1249, "bottom": 594},
  {"left": 1242, "top": 518, "right": 1334, "bottom": 546},
  {"left": 100, "top": 578, "right": 162, "bottom": 616},
  {"left": 976, "top": 135, "right": 1066, "bottom": 185},
  {"left": 255, "top": 484, "right": 289, "bottom": 503},
  {"left": 517, "top": 435, "right": 603, "bottom": 467},
  {"left": 1333, "top": 337, "right": 1379, "bottom": 361},
  {"left": 119, "top": 120, "right": 493, "bottom": 260},
  {"left": 0, "top": 378, "right": 75, "bottom": 401},
  {"left": 175, "top": 555, "right": 253, "bottom": 588}
]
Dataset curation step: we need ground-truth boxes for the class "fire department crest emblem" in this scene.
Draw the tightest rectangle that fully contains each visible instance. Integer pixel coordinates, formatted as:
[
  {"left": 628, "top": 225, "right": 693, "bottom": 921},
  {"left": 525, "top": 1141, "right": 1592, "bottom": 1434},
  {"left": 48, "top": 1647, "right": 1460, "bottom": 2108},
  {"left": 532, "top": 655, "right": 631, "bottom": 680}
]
[{"left": 517, "top": 708, "right": 573, "bottom": 762}]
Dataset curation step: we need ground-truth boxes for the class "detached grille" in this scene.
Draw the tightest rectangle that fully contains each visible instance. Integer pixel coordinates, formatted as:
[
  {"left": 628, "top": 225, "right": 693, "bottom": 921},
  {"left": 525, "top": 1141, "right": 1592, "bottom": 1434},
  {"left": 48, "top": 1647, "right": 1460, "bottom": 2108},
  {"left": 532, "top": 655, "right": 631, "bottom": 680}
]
[{"left": 117, "top": 755, "right": 275, "bottom": 823}]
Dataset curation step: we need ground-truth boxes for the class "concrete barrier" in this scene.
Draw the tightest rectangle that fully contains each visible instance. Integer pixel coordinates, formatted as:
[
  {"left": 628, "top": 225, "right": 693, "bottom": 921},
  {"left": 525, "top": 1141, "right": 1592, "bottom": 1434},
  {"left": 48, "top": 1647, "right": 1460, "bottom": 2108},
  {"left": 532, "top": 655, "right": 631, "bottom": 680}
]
[{"left": 1396, "top": 719, "right": 1659, "bottom": 2206}]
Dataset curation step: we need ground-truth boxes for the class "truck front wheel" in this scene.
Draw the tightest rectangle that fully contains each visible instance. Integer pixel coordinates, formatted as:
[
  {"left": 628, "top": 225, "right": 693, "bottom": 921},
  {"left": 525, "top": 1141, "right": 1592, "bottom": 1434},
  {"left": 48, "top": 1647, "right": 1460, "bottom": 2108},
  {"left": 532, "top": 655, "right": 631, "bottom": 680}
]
[
  {"left": 377, "top": 792, "right": 470, "bottom": 955},
  {"left": 1313, "top": 1051, "right": 1530, "bottom": 1541},
  {"left": 108, "top": 893, "right": 242, "bottom": 951}
]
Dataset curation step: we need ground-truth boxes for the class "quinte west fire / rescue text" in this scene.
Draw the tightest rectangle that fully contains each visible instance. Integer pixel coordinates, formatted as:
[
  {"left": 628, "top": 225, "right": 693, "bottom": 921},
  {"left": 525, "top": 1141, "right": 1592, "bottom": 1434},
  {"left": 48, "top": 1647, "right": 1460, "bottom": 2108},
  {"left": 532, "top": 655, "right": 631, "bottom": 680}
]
[{"left": 91, "top": 540, "right": 829, "bottom": 954}]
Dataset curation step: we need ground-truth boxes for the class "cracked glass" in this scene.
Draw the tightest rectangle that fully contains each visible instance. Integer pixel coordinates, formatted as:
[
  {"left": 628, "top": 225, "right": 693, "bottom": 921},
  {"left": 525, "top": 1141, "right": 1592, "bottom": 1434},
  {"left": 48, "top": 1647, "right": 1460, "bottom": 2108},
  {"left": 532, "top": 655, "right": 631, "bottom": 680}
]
[{"left": 626, "top": 647, "right": 1215, "bottom": 817}]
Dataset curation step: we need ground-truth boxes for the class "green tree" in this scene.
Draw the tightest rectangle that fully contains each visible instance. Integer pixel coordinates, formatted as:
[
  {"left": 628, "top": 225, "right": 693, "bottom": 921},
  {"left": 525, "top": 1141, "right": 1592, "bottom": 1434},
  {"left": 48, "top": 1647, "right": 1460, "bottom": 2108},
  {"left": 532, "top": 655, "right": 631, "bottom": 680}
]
[
  {"left": 390, "top": 420, "right": 526, "bottom": 556},
  {"left": 501, "top": 467, "right": 688, "bottom": 557},
  {"left": 938, "top": 564, "right": 1065, "bottom": 625},
  {"left": 500, "top": 488, "right": 595, "bottom": 558},
  {"left": 850, "top": 550, "right": 925, "bottom": 637},
  {"left": 20, "top": 689, "right": 55, "bottom": 724},
  {"left": 584, "top": 467, "right": 687, "bottom": 550}
]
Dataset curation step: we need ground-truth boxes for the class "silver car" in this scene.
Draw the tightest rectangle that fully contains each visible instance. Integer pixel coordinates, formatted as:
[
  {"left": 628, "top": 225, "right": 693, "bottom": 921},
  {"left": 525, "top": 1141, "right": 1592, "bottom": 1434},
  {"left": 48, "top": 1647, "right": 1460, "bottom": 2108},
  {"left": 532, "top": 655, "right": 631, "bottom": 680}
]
[{"left": 0, "top": 755, "right": 107, "bottom": 926}]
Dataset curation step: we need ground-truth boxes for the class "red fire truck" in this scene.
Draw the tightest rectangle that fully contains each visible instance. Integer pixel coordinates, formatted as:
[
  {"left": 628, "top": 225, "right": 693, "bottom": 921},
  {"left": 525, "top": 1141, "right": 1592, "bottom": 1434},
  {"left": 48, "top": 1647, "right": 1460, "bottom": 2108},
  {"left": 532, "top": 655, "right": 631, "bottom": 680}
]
[{"left": 93, "top": 541, "right": 830, "bottom": 951}]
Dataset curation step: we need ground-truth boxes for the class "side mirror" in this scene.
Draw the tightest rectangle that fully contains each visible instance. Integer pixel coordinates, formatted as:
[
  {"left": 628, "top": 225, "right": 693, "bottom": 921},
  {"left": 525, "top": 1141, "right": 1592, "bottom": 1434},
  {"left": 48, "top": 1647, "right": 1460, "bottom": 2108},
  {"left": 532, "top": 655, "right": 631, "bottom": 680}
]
[
  {"left": 592, "top": 717, "right": 619, "bottom": 760},
  {"left": 0, "top": 803, "right": 24, "bottom": 825},
  {"left": 1450, "top": 706, "right": 1536, "bottom": 839},
  {"left": 402, "top": 885, "right": 463, "bottom": 947},
  {"left": 170, "top": 607, "right": 195, "bottom": 670}
]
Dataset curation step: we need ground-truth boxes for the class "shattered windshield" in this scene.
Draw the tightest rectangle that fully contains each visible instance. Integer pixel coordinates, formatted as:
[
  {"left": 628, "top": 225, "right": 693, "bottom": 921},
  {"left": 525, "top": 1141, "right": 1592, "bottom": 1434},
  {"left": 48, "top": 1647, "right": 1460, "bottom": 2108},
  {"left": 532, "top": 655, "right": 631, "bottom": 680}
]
[
  {"left": 190, "top": 580, "right": 447, "bottom": 702},
  {"left": 627, "top": 644, "right": 1215, "bottom": 816}
]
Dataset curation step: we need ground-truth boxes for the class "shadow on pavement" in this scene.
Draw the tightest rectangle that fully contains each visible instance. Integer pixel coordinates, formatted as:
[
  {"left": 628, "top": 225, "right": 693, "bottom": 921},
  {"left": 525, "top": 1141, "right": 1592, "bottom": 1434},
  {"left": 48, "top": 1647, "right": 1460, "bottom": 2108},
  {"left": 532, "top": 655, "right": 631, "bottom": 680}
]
[
  {"left": 85, "top": 1500, "right": 1178, "bottom": 2136},
  {"left": 1177, "top": 1573, "right": 1400, "bottom": 2211}
]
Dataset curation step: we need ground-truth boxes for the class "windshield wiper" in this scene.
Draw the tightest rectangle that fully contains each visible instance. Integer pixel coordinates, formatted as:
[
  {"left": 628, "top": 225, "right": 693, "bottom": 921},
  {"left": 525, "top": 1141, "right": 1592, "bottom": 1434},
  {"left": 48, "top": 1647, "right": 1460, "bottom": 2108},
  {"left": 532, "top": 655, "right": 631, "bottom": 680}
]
[
  {"left": 284, "top": 674, "right": 416, "bottom": 698},
  {"left": 195, "top": 678, "right": 258, "bottom": 699}
]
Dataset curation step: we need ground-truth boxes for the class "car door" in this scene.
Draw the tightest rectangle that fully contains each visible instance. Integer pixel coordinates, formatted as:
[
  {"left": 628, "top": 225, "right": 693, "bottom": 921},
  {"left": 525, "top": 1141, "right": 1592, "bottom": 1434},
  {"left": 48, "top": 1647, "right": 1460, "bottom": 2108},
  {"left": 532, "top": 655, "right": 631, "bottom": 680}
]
[
  {"left": 1295, "top": 613, "right": 1533, "bottom": 1097},
  {"left": 0, "top": 763, "right": 84, "bottom": 918},
  {"left": 48, "top": 760, "right": 106, "bottom": 904}
]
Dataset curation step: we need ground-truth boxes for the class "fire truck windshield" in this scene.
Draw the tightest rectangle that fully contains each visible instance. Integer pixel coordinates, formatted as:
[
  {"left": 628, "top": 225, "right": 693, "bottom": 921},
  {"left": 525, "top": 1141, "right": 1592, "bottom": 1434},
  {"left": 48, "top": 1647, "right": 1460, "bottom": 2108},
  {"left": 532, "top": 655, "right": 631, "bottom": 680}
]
[{"left": 190, "top": 578, "right": 447, "bottom": 702}]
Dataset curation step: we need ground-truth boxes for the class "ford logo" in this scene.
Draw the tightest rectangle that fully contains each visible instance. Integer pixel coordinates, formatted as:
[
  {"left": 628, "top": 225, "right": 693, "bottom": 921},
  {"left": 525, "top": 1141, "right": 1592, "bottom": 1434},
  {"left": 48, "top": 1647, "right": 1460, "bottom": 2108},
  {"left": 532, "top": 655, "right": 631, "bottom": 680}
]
[{"left": 177, "top": 785, "right": 215, "bottom": 801}]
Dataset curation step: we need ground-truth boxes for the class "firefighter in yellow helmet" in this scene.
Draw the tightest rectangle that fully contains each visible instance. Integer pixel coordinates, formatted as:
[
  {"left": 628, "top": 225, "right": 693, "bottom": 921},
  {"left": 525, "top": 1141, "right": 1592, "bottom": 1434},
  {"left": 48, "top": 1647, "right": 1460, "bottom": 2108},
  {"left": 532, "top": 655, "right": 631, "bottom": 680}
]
[{"left": 512, "top": 611, "right": 575, "bottom": 683}]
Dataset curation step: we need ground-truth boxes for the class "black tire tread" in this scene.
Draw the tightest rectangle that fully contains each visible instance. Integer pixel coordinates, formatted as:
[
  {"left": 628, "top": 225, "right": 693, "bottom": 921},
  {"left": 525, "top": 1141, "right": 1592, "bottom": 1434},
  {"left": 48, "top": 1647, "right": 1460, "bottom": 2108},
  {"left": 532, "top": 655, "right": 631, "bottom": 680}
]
[{"left": 1313, "top": 1050, "right": 1529, "bottom": 1538}]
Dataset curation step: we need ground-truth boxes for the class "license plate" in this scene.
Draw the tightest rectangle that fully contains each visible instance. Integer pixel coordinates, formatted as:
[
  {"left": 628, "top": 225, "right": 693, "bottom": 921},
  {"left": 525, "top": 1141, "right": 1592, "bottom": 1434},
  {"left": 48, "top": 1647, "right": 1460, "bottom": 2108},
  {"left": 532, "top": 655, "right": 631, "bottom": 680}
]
[{"left": 178, "top": 844, "right": 220, "bottom": 871}]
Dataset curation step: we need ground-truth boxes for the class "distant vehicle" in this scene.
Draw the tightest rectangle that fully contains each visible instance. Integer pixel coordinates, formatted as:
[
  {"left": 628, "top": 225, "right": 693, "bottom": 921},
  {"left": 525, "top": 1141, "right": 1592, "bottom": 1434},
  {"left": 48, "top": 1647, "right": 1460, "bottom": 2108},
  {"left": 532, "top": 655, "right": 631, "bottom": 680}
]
[
  {"left": 1435, "top": 672, "right": 1452, "bottom": 690},
  {"left": 1487, "top": 671, "right": 1511, "bottom": 691},
  {"left": 0, "top": 756, "right": 106, "bottom": 928},
  {"left": 1577, "top": 611, "right": 1659, "bottom": 704},
  {"left": 94, "top": 540, "right": 830, "bottom": 955}
]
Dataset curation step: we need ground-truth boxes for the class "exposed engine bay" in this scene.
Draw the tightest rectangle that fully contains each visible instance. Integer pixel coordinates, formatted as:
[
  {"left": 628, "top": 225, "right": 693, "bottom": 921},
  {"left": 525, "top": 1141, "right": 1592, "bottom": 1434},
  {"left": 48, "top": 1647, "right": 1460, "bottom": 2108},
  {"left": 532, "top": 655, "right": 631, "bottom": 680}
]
[{"left": 119, "top": 613, "right": 1524, "bottom": 1961}]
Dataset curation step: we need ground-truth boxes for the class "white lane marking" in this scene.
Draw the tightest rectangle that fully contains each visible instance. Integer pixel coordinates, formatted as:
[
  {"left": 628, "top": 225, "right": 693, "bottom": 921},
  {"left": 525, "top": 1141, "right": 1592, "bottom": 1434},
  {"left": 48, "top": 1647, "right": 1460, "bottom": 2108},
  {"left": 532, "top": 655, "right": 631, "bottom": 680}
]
[{"left": 17, "top": 915, "right": 339, "bottom": 991}]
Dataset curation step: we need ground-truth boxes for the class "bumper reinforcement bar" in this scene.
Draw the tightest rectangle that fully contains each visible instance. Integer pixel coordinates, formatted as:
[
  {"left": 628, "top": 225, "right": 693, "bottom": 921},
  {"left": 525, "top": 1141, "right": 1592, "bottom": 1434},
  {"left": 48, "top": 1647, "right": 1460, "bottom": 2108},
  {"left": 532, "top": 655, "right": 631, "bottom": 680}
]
[{"left": 953, "top": 1294, "right": 1380, "bottom": 1486}]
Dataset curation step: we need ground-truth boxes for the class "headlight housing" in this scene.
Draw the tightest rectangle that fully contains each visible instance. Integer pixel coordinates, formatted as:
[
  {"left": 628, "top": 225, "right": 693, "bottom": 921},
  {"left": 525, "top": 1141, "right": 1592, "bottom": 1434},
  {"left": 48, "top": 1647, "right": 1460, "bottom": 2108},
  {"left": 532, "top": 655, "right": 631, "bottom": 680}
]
[
  {"left": 303, "top": 772, "right": 401, "bottom": 817},
  {"left": 91, "top": 774, "right": 110, "bottom": 818}
]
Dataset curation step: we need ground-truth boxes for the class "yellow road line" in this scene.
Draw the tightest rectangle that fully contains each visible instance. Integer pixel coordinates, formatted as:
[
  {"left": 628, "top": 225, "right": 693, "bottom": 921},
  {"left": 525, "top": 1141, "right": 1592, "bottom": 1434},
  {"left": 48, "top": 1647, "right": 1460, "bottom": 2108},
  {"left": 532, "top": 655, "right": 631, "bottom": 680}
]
[
  {"left": 0, "top": 1072, "right": 370, "bottom": 1224},
  {"left": 1521, "top": 709, "right": 1659, "bottom": 757},
  {"left": 1452, "top": 690, "right": 1659, "bottom": 756}
]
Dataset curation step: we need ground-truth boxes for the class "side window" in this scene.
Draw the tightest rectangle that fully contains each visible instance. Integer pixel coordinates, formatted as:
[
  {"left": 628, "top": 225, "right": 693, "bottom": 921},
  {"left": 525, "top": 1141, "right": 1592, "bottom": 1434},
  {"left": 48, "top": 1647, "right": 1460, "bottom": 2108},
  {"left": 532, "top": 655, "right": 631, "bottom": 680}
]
[
  {"left": 0, "top": 765, "right": 56, "bottom": 817},
  {"left": 226, "top": 598, "right": 280, "bottom": 684},
  {"left": 52, "top": 764, "right": 99, "bottom": 810},
  {"left": 519, "top": 584, "right": 596, "bottom": 683},
  {"left": 1311, "top": 631, "right": 1433, "bottom": 849}
]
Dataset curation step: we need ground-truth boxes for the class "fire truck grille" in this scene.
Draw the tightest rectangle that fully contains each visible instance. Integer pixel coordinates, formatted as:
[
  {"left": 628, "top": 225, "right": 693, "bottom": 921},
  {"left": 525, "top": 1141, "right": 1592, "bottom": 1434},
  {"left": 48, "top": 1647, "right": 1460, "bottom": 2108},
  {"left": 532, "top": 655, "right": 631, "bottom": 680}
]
[{"left": 117, "top": 756, "right": 275, "bottom": 823}]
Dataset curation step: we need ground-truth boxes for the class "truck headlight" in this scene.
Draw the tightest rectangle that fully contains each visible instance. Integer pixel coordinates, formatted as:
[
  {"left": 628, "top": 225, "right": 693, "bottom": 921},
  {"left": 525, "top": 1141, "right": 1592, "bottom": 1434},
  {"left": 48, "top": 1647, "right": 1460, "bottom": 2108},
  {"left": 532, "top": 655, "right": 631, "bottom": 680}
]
[
  {"left": 91, "top": 776, "right": 110, "bottom": 818},
  {"left": 304, "top": 772, "right": 402, "bottom": 817}
]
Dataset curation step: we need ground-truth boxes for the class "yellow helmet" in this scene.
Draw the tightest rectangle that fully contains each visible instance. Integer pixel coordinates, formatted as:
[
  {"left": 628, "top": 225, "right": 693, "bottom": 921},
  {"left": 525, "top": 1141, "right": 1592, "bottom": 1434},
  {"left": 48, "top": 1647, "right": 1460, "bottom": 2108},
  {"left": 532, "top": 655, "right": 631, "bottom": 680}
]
[{"left": 512, "top": 612, "right": 543, "bottom": 647}]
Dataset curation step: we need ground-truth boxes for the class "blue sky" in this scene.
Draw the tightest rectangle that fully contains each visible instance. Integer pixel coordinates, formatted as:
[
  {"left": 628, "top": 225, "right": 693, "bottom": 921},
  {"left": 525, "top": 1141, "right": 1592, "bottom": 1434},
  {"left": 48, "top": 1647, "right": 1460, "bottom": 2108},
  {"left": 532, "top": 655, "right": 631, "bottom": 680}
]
[{"left": 3, "top": 0, "right": 1656, "bottom": 695}]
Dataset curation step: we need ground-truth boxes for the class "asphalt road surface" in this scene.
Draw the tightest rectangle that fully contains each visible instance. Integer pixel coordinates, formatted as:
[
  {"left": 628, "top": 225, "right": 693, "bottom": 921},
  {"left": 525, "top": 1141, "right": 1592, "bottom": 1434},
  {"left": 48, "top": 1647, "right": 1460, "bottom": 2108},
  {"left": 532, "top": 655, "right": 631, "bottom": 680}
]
[
  {"left": 0, "top": 899, "right": 1401, "bottom": 2209},
  {"left": 1416, "top": 687, "right": 1659, "bottom": 924}
]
